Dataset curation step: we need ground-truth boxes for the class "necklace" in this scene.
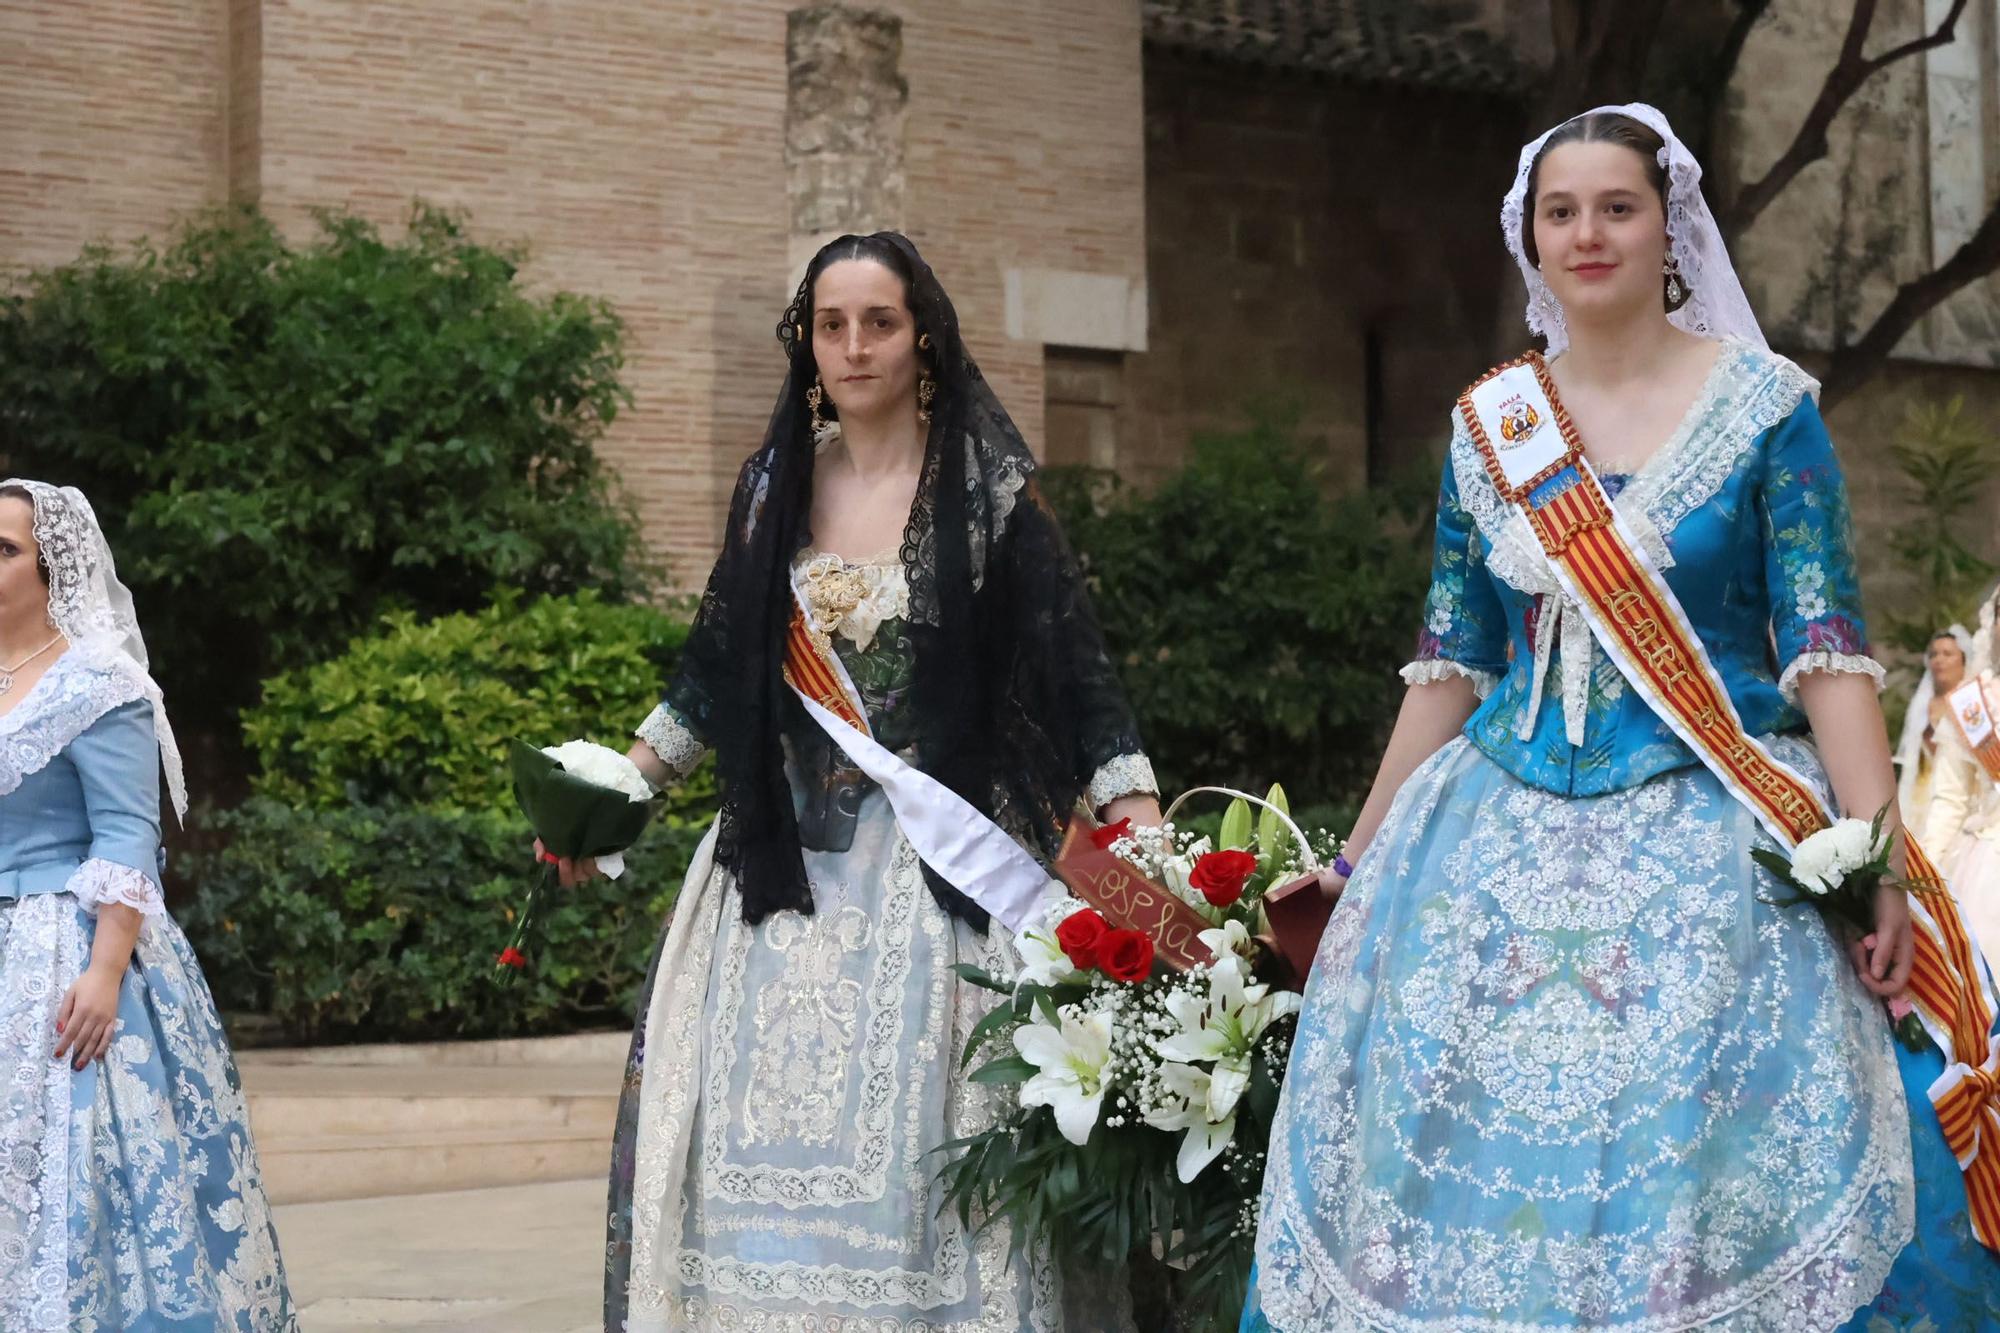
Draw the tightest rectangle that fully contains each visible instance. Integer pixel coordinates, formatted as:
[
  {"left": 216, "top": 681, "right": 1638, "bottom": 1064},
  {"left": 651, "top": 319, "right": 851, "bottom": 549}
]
[{"left": 0, "top": 632, "right": 61, "bottom": 697}]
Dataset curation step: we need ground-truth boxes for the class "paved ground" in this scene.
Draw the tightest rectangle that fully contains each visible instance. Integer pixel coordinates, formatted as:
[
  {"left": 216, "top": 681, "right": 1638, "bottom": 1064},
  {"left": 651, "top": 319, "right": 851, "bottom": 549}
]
[{"left": 276, "top": 1178, "right": 604, "bottom": 1331}]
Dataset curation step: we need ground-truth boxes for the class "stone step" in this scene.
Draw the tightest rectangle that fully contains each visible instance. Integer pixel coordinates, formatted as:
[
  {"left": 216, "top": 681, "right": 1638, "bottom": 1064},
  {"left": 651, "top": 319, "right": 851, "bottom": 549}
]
[
  {"left": 259, "top": 1124, "right": 611, "bottom": 1205},
  {"left": 239, "top": 1033, "right": 628, "bottom": 1204},
  {"left": 237, "top": 1029, "right": 630, "bottom": 1069},
  {"left": 246, "top": 1066, "right": 620, "bottom": 1142}
]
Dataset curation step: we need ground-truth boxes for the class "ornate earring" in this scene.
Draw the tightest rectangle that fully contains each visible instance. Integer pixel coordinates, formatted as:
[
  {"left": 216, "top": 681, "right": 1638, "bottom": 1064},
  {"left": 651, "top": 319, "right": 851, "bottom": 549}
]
[
  {"left": 917, "top": 332, "right": 932, "bottom": 351},
  {"left": 806, "top": 375, "right": 840, "bottom": 448},
  {"left": 1663, "top": 255, "right": 1688, "bottom": 309},
  {"left": 917, "top": 373, "right": 936, "bottom": 424}
]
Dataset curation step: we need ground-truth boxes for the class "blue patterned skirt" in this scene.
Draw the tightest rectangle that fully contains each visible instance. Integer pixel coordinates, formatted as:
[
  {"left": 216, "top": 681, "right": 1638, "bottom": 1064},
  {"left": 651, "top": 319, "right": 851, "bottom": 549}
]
[
  {"left": 0, "top": 891, "right": 296, "bottom": 1332},
  {"left": 1242, "top": 738, "right": 2000, "bottom": 1332}
]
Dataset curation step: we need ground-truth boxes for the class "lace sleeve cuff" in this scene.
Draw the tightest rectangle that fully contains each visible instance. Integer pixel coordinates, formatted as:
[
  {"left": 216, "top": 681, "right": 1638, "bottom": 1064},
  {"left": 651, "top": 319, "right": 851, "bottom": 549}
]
[
  {"left": 1400, "top": 658, "right": 1498, "bottom": 699},
  {"left": 67, "top": 857, "right": 166, "bottom": 918},
  {"left": 635, "top": 703, "right": 707, "bottom": 782},
  {"left": 1777, "top": 650, "right": 1887, "bottom": 704},
  {"left": 1085, "top": 752, "right": 1159, "bottom": 812}
]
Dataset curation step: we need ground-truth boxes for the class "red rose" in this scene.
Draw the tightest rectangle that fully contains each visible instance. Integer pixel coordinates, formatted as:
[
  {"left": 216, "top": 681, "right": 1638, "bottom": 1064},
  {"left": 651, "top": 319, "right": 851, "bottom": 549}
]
[
  {"left": 1099, "top": 928, "right": 1155, "bottom": 982},
  {"left": 1055, "top": 909, "right": 1111, "bottom": 968},
  {"left": 1089, "top": 817, "right": 1134, "bottom": 851},
  {"left": 1189, "top": 849, "right": 1258, "bottom": 907},
  {"left": 497, "top": 947, "right": 528, "bottom": 970}
]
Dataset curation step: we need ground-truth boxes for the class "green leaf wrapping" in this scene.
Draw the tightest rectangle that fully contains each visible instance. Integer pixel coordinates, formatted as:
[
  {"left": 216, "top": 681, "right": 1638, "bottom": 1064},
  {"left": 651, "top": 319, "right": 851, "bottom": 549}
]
[{"left": 509, "top": 740, "right": 658, "bottom": 861}]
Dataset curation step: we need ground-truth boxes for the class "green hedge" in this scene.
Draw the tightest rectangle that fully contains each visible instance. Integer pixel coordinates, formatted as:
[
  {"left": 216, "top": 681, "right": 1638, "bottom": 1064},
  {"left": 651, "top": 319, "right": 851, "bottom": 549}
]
[
  {"left": 242, "top": 588, "right": 710, "bottom": 817},
  {"left": 179, "top": 587, "right": 712, "bottom": 1044},
  {"left": 177, "top": 797, "right": 703, "bottom": 1042},
  {"left": 0, "top": 204, "right": 649, "bottom": 769},
  {"left": 1046, "top": 416, "right": 1434, "bottom": 811}
]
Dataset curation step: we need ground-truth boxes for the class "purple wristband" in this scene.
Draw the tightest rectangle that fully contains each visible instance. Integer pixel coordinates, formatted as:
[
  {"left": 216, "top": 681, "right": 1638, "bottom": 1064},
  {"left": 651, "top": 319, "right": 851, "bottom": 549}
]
[{"left": 1332, "top": 853, "right": 1355, "bottom": 879}]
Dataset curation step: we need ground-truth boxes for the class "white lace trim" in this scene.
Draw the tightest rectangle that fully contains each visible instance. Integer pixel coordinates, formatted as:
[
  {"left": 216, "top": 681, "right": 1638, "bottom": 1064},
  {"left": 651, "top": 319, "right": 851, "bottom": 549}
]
[
  {"left": 1084, "top": 752, "right": 1158, "bottom": 812},
  {"left": 1778, "top": 650, "right": 1888, "bottom": 704},
  {"left": 0, "top": 655, "right": 148, "bottom": 801},
  {"left": 635, "top": 704, "right": 707, "bottom": 782},
  {"left": 1449, "top": 341, "right": 1819, "bottom": 599},
  {"left": 64, "top": 856, "right": 166, "bottom": 918},
  {"left": 1400, "top": 658, "right": 1498, "bottom": 700}
]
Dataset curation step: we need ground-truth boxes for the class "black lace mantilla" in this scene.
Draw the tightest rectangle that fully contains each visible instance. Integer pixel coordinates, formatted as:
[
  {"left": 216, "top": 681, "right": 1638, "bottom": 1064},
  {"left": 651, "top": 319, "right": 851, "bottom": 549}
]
[{"left": 665, "top": 233, "right": 1145, "bottom": 928}]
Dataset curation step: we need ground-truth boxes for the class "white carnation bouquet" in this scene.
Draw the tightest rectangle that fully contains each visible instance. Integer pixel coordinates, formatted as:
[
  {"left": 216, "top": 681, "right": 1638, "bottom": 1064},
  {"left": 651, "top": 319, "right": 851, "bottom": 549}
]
[
  {"left": 1751, "top": 804, "right": 1902, "bottom": 940},
  {"left": 498, "top": 738, "right": 657, "bottom": 979}
]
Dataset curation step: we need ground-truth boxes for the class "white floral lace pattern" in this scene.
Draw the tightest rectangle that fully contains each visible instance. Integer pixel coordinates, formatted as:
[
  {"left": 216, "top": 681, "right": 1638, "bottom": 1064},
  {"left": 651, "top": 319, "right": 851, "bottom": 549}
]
[
  {"left": 621, "top": 792, "right": 1072, "bottom": 1331},
  {"left": 1448, "top": 340, "right": 1817, "bottom": 602},
  {"left": 65, "top": 857, "right": 165, "bottom": 918},
  {"left": 1778, "top": 650, "right": 1888, "bottom": 704},
  {"left": 1398, "top": 658, "right": 1498, "bottom": 699},
  {"left": 1254, "top": 736, "right": 1912, "bottom": 1333},
  {"left": 635, "top": 704, "right": 707, "bottom": 782},
  {"left": 1084, "top": 752, "right": 1158, "bottom": 812},
  {"left": 0, "top": 656, "right": 147, "bottom": 801}
]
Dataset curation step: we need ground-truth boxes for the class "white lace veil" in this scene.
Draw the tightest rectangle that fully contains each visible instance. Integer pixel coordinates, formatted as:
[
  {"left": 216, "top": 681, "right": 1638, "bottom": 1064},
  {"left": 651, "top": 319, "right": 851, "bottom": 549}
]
[
  {"left": 1501, "top": 102, "right": 1768, "bottom": 356},
  {"left": 1895, "top": 623, "right": 1975, "bottom": 806},
  {"left": 3, "top": 479, "right": 187, "bottom": 820}
]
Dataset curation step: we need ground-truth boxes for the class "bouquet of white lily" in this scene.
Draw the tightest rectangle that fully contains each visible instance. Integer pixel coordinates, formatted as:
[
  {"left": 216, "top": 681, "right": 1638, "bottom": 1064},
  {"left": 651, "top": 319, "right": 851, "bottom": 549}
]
[{"left": 940, "top": 786, "right": 1336, "bottom": 1332}]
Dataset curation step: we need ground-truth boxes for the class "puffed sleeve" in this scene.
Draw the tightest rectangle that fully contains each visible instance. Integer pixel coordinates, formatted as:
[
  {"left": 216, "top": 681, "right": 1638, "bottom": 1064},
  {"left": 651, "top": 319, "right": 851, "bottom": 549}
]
[
  {"left": 1007, "top": 481, "right": 1158, "bottom": 811},
  {"left": 63, "top": 698, "right": 167, "bottom": 917},
  {"left": 1399, "top": 446, "right": 1506, "bottom": 696},
  {"left": 1757, "top": 397, "right": 1886, "bottom": 702}
]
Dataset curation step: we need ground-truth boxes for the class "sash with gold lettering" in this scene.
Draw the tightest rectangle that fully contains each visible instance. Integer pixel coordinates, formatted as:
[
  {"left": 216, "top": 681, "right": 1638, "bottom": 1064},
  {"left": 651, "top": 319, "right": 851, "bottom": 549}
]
[
  {"left": 1462, "top": 352, "right": 2000, "bottom": 1251},
  {"left": 782, "top": 586, "right": 1059, "bottom": 933},
  {"left": 1947, "top": 677, "right": 2000, "bottom": 784}
]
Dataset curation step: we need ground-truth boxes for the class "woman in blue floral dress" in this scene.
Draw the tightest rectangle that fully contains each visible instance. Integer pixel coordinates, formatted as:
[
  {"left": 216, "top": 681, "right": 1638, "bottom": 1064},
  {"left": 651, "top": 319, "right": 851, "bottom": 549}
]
[
  {"left": 1243, "top": 106, "right": 2000, "bottom": 1332},
  {"left": 0, "top": 480, "right": 294, "bottom": 1332}
]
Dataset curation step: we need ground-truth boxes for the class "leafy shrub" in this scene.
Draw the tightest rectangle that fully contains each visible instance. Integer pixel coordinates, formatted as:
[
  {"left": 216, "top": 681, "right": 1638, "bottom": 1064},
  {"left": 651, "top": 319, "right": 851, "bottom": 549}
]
[
  {"left": 1048, "top": 416, "right": 1434, "bottom": 812},
  {"left": 1881, "top": 396, "right": 1999, "bottom": 653},
  {"left": 243, "top": 589, "right": 710, "bottom": 819},
  {"left": 177, "top": 797, "right": 704, "bottom": 1043},
  {"left": 0, "top": 203, "right": 649, "bottom": 770}
]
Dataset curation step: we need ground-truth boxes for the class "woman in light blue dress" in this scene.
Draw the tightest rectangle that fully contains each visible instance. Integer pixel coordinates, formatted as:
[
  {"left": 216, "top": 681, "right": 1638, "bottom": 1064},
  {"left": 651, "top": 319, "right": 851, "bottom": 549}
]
[
  {"left": 1243, "top": 106, "right": 2000, "bottom": 1331},
  {"left": 0, "top": 480, "right": 294, "bottom": 1332}
]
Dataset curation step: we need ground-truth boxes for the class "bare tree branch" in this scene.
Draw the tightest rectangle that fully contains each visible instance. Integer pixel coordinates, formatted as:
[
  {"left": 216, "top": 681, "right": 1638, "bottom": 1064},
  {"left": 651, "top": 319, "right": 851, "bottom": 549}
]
[
  {"left": 1724, "top": 0, "right": 1967, "bottom": 235},
  {"left": 1692, "top": 0, "right": 1775, "bottom": 168},
  {"left": 1820, "top": 197, "right": 2000, "bottom": 410}
]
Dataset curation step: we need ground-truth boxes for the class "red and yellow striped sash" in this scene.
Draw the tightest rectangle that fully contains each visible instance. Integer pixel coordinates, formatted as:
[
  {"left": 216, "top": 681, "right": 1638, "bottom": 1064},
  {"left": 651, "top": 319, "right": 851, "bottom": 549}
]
[
  {"left": 783, "top": 607, "right": 870, "bottom": 737},
  {"left": 1461, "top": 351, "right": 2000, "bottom": 1251}
]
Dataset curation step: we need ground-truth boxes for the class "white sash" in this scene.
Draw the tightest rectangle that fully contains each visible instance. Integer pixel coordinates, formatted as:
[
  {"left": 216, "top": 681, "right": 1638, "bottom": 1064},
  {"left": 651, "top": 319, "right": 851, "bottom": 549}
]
[{"left": 787, "top": 585, "right": 1060, "bottom": 933}]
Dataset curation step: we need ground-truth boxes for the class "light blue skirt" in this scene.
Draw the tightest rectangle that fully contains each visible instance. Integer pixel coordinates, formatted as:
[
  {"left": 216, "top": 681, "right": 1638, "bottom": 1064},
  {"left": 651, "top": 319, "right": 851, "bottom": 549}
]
[
  {"left": 1242, "top": 737, "right": 2000, "bottom": 1332},
  {"left": 0, "top": 891, "right": 296, "bottom": 1332}
]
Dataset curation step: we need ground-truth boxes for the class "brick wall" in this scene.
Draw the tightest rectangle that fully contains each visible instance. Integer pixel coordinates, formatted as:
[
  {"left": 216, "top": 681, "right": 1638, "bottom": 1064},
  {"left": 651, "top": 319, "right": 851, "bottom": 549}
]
[
  {"left": 0, "top": 0, "right": 1146, "bottom": 587},
  {"left": 1130, "top": 52, "right": 1526, "bottom": 489},
  {"left": 0, "top": 0, "right": 230, "bottom": 269}
]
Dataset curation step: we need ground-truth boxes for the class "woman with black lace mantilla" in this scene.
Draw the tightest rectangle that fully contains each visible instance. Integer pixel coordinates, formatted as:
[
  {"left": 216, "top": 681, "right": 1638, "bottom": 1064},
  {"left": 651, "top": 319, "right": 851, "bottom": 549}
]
[{"left": 574, "top": 232, "right": 1161, "bottom": 1331}]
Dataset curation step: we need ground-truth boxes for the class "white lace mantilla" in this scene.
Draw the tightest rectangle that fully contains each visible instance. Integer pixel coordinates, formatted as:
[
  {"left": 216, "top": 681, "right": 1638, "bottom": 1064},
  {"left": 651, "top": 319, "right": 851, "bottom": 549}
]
[
  {"left": 636, "top": 704, "right": 707, "bottom": 782},
  {"left": 1085, "top": 752, "right": 1159, "bottom": 812},
  {"left": 0, "top": 654, "right": 148, "bottom": 801},
  {"left": 1446, "top": 341, "right": 1819, "bottom": 742},
  {"left": 67, "top": 857, "right": 165, "bottom": 918}
]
